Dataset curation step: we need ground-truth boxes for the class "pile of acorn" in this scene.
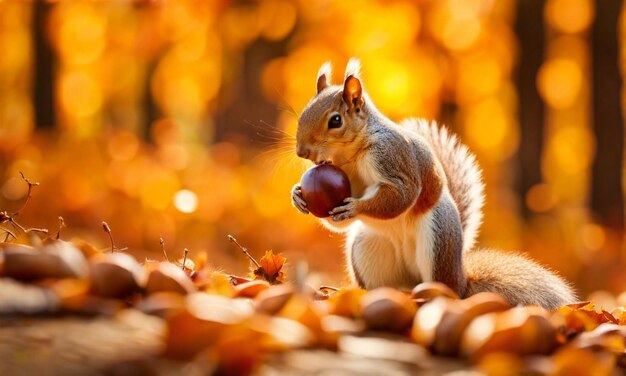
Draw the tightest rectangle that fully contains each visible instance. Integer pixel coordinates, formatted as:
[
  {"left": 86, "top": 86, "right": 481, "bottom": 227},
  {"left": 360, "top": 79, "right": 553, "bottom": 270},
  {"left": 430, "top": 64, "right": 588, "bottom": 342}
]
[{"left": 0, "top": 165, "right": 625, "bottom": 374}]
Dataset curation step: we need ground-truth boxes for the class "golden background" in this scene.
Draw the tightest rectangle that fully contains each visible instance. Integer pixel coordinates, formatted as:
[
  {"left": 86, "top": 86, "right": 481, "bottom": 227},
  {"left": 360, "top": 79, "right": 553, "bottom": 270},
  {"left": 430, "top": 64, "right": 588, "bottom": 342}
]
[{"left": 0, "top": 0, "right": 622, "bottom": 300}]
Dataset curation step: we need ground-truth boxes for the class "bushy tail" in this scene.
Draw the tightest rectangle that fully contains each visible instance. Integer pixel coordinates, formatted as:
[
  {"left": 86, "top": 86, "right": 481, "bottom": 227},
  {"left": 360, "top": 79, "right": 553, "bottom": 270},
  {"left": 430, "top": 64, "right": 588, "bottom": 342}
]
[
  {"left": 464, "top": 249, "right": 576, "bottom": 309},
  {"left": 402, "top": 119, "right": 485, "bottom": 251}
]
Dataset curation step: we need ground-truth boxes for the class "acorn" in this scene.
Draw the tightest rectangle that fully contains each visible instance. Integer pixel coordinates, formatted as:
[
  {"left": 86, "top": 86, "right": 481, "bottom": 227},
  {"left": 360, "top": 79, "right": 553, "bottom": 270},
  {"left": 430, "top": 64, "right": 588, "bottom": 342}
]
[
  {"left": 136, "top": 291, "right": 186, "bottom": 317},
  {"left": 254, "top": 284, "right": 295, "bottom": 314},
  {"left": 460, "top": 306, "right": 557, "bottom": 359},
  {"left": 411, "top": 282, "right": 459, "bottom": 301},
  {"left": 463, "top": 292, "right": 510, "bottom": 318},
  {"left": 360, "top": 287, "right": 416, "bottom": 332},
  {"left": 432, "top": 293, "right": 510, "bottom": 355},
  {"left": 233, "top": 280, "right": 270, "bottom": 298},
  {"left": 412, "top": 296, "right": 464, "bottom": 349},
  {"left": 145, "top": 262, "right": 196, "bottom": 295},
  {"left": 1, "top": 241, "right": 88, "bottom": 281},
  {"left": 327, "top": 288, "right": 367, "bottom": 318},
  {"left": 165, "top": 293, "right": 254, "bottom": 360},
  {"left": 89, "top": 253, "right": 146, "bottom": 298},
  {"left": 300, "top": 164, "right": 351, "bottom": 218}
]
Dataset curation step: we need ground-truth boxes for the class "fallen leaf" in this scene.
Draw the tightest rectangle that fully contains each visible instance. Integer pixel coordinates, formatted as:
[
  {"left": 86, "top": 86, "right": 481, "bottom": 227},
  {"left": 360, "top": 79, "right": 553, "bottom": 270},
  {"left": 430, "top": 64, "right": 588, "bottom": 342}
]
[
  {"left": 251, "top": 250, "right": 286, "bottom": 284},
  {"left": 553, "top": 301, "right": 617, "bottom": 339}
]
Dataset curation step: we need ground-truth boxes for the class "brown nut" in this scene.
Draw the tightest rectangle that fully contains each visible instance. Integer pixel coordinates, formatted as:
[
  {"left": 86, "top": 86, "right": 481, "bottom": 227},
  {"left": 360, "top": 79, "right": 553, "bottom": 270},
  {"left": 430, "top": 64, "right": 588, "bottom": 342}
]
[
  {"left": 233, "top": 280, "right": 270, "bottom": 298},
  {"left": 463, "top": 292, "right": 510, "bottom": 317},
  {"left": 89, "top": 253, "right": 146, "bottom": 298},
  {"left": 460, "top": 306, "right": 557, "bottom": 359},
  {"left": 327, "top": 288, "right": 367, "bottom": 318},
  {"left": 412, "top": 296, "right": 464, "bottom": 349},
  {"left": 136, "top": 291, "right": 186, "bottom": 317},
  {"left": 300, "top": 164, "right": 351, "bottom": 218},
  {"left": 1, "top": 241, "right": 88, "bottom": 281},
  {"left": 254, "top": 284, "right": 296, "bottom": 314},
  {"left": 411, "top": 282, "right": 459, "bottom": 301},
  {"left": 71, "top": 239, "right": 100, "bottom": 259},
  {"left": 146, "top": 262, "right": 196, "bottom": 295},
  {"left": 430, "top": 293, "right": 510, "bottom": 355},
  {"left": 165, "top": 293, "right": 254, "bottom": 360},
  {"left": 361, "top": 287, "right": 416, "bottom": 332}
]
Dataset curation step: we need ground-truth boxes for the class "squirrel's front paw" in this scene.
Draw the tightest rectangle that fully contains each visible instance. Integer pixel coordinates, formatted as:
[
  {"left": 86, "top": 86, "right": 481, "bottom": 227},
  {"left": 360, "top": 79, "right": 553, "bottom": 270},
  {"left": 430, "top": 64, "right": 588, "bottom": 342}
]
[
  {"left": 330, "top": 197, "right": 359, "bottom": 221},
  {"left": 291, "top": 184, "right": 309, "bottom": 214}
]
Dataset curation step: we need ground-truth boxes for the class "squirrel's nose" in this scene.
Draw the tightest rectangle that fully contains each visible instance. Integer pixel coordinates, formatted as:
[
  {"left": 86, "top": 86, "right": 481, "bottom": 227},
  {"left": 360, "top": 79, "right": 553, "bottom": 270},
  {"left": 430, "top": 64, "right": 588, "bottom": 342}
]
[{"left": 296, "top": 145, "right": 310, "bottom": 159}]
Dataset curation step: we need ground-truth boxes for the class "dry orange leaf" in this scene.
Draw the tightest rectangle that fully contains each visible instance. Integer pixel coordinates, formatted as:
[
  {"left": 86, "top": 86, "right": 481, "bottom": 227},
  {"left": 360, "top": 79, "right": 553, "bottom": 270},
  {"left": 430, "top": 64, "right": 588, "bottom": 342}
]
[
  {"left": 554, "top": 301, "right": 618, "bottom": 339},
  {"left": 251, "top": 250, "right": 286, "bottom": 285}
]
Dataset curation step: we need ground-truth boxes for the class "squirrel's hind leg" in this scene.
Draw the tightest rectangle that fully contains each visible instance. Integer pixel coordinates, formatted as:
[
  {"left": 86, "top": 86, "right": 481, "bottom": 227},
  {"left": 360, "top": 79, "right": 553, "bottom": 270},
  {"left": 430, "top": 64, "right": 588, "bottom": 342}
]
[{"left": 346, "top": 224, "right": 418, "bottom": 289}]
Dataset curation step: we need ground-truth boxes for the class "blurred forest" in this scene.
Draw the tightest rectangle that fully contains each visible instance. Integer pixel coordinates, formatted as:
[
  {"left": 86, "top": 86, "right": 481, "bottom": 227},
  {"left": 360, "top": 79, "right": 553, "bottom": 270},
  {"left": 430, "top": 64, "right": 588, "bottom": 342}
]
[{"left": 0, "top": 0, "right": 624, "bottom": 297}]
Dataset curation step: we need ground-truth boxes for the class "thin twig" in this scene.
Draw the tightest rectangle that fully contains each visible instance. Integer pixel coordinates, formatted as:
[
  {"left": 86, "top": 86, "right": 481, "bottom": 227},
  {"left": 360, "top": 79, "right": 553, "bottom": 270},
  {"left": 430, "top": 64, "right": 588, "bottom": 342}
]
[
  {"left": 8, "top": 217, "right": 26, "bottom": 233},
  {"left": 1, "top": 227, "right": 16, "bottom": 241},
  {"left": 56, "top": 216, "right": 65, "bottom": 240},
  {"left": 160, "top": 236, "right": 168, "bottom": 261},
  {"left": 228, "top": 234, "right": 261, "bottom": 268},
  {"left": 26, "top": 228, "right": 48, "bottom": 235},
  {"left": 182, "top": 248, "right": 189, "bottom": 271},
  {"left": 14, "top": 172, "right": 39, "bottom": 216},
  {"left": 102, "top": 221, "right": 114, "bottom": 252}
]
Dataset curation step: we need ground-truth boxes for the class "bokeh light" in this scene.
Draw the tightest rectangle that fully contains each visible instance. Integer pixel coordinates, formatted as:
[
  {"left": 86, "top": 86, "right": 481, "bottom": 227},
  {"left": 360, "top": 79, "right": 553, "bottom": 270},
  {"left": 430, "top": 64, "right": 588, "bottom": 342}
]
[{"left": 174, "top": 189, "right": 198, "bottom": 214}]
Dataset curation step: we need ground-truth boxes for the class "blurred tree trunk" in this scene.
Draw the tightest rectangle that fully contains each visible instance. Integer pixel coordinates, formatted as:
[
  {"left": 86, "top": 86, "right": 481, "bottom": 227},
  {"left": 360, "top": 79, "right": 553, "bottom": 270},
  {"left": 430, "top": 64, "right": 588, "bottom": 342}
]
[
  {"left": 591, "top": 0, "right": 624, "bottom": 232},
  {"left": 32, "top": 1, "right": 55, "bottom": 129},
  {"left": 514, "top": 0, "right": 545, "bottom": 217},
  {"left": 591, "top": 0, "right": 624, "bottom": 230},
  {"left": 214, "top": 39, "right": 288, "bottom": 143},
  {"left": 142, "top": 61, "right": 159, "bottom": 140}
]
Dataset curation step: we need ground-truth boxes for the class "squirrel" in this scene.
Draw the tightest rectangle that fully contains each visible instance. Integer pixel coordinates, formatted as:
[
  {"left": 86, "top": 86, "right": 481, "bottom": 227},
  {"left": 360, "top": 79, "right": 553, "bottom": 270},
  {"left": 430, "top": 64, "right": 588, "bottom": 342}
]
[{"left": 291, "top": 59, "right": 576, "bottom": 310}]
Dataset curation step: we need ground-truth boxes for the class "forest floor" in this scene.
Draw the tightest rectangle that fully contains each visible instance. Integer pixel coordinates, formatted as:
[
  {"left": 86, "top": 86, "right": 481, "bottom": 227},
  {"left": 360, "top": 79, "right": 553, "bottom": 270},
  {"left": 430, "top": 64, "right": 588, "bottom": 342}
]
[{"left": 0, "top": 310, "right": 469, "bottom": 376}]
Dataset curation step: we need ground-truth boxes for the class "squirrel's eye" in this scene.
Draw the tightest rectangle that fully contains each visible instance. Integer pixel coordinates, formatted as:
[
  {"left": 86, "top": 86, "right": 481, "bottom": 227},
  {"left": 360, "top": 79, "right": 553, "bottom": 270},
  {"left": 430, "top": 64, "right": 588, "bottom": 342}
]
[{"left": 328, "top": 114, "right": 343, "bottom": 129}]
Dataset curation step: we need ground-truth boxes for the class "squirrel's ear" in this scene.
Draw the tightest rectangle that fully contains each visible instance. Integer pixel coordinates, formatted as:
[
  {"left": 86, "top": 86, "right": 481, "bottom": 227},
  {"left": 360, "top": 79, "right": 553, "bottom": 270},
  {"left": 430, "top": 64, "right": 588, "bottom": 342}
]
[
  {"left": 316, "top": 62, "right": 332, "bottom": 94},
  {"left": 342, "top": 75, "right": 363, "bottom": 113}
]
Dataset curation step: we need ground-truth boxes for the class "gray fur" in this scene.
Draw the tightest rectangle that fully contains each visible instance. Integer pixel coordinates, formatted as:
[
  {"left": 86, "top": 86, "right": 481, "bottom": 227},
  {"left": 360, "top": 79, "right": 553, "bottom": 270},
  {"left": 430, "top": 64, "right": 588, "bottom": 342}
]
[
  {"left": 431, "top": 191, "right": 465, "bottom": 295},
  {"left": 464, "top": 249, "right": 577, "bottom": 309},
  {"left": 403, "top": 120, "right": 485, "bottom": 251}
]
